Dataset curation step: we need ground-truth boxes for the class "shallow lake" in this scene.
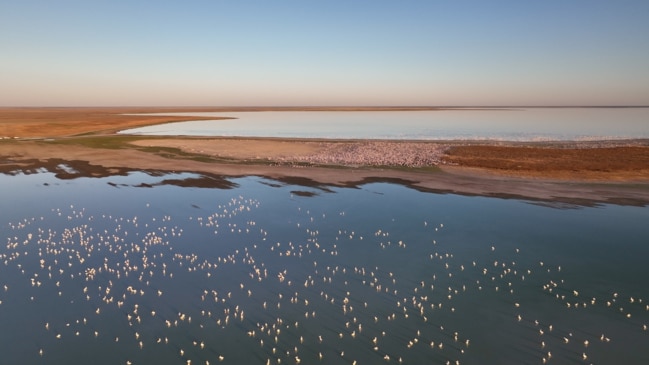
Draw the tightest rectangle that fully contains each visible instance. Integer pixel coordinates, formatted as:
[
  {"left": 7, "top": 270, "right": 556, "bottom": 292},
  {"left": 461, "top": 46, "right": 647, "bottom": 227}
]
[
  {"left": 1, "top": 167, "right": 648, "bottom": 364},
  {"left": 120, "top": 108, "right": 649, "bottom": 141}
]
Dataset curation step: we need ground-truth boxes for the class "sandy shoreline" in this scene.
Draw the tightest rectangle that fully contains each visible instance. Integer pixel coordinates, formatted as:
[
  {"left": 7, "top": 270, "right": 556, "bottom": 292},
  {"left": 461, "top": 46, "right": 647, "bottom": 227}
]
[{"left": 2, "top": 107, "right": 649, "bottom": 206}]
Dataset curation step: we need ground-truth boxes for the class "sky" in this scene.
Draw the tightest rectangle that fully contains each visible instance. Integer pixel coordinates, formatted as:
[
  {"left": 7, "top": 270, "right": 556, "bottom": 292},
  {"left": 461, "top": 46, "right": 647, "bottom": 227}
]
[{"left": 1, "top": 0, "right": 649, "bottom": 107}]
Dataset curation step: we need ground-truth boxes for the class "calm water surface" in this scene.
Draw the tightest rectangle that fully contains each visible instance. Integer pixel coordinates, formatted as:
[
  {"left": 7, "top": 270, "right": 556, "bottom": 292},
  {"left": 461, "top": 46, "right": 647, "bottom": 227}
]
[
  {"left": 120, "top": 108, "right": 649, "bottom": 141},
  {"left": 1, "top": 169, "right": 648, "bottom": 364}
]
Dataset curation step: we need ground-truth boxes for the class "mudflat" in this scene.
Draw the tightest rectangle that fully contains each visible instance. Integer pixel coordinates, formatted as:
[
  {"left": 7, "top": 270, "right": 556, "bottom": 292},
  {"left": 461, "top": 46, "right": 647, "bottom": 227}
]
[{"left": 2, "top": 107, "right": 649, "bottom": 206}]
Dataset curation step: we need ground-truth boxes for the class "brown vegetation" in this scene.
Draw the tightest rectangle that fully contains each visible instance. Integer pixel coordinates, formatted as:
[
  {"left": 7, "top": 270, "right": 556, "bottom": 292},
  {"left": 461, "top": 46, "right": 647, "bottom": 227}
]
[{"left": 443, "top": 145, "right": 649, "bottom": 180}]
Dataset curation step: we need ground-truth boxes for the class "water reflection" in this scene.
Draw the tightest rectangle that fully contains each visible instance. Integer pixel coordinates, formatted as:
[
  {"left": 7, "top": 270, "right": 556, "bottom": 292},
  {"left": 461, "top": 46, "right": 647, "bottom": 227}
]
[
  {"left": 4, "top": 158, "right": 648, "bottom": 208},
  {"left": 0, "top": 169, "right": 648, "bottom": 364},
  {"left": 120, "top": 109, "right": 649, "bottom": 141}
]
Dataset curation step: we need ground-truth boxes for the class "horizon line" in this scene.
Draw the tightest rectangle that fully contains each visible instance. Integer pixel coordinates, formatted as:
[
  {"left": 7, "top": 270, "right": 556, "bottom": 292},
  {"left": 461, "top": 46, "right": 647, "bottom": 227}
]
[{"left": 2, "top": 105, "right": 649, "bottom": 109}]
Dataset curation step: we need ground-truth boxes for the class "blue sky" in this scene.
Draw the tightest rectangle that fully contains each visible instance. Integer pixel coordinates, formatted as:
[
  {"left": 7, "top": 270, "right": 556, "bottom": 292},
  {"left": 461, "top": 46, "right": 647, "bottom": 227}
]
[{"left": 1, "top": 1, "right": 648, "bottom": 106}]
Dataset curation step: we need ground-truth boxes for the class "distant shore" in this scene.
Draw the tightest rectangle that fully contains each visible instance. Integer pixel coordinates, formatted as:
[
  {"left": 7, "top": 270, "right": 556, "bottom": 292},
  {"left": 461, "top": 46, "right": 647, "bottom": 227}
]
[{"left": 2, "top": 107, "right": 649, "bottom": 206}]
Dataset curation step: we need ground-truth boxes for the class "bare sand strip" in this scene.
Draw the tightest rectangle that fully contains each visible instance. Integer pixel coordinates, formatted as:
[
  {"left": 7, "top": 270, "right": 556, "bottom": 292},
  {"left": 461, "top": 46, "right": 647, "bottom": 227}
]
[{"left": 2, "top": 107, "right": 649, "bottom": 206}]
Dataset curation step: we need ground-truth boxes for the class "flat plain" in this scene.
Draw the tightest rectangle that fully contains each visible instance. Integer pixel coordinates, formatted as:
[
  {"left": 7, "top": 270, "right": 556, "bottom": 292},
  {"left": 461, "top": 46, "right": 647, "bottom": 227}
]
[{"left": 2, "top": 107, "right": 649, "bottom": 206}]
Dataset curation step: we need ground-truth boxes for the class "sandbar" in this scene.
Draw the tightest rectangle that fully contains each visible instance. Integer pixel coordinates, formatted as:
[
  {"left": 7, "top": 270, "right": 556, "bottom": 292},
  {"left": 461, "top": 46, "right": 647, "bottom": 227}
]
[{"left": 2, "top": 107, "right": 649, "bottom": 206}]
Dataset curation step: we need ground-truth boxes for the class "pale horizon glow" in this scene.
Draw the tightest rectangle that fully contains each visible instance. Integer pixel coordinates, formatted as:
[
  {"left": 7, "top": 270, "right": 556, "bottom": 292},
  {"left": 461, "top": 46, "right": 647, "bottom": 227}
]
[{"left": 1, "top": 1, "right": 649, "bottom": 107}]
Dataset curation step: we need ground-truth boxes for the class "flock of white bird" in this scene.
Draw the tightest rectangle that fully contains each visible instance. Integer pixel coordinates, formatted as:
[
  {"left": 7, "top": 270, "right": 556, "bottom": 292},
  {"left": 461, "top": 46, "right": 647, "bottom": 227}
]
[{"left": 1, "top": 193, "right": 647, "bottom": 365}]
